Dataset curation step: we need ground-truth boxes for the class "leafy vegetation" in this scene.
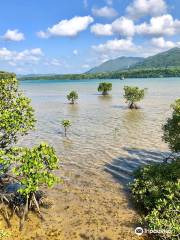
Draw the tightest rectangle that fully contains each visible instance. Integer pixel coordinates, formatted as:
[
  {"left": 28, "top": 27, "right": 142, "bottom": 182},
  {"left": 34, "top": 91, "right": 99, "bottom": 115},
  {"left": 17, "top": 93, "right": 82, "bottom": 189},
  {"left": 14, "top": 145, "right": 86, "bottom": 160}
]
[
  {"left": 163, "top": 99, "right": 180, "bottom": 153},
  {"left": 0, "top": 72, "right": 60, "bottom": 230},
  {"left": 98, "top": 82, "right": 112, "bottom": 95},
  {"left": 130, "top": 99, "right": 180, "bottom": 240},
  {"left": 0, "top": 72, "right": 36, "bottom": 149},
  {"left": 67, "top": 90, "right": 78, "bottom": 104},
  {"left": 61, "top": 120, "right": 71, "bottom": 137},
  {"left": 123, "top": 86, "right": 146, "bottom": 109},
  {"left": 130, "top": 159, "right": 180, "bottom": 240}
]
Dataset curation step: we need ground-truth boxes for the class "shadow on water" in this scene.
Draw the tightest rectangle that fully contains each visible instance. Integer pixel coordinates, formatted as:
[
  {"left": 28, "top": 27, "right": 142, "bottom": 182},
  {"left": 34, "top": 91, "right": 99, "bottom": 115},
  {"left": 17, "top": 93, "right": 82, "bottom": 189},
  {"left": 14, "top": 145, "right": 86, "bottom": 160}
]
[
  {"left": 122, "top": 109, "right": 145, "bottom": 122},
  {"left": 97, "top": 95, "right": 112, "bottom": 103},
  {"left": 104, "top": 147, "right": 170, "bottom": 189}
]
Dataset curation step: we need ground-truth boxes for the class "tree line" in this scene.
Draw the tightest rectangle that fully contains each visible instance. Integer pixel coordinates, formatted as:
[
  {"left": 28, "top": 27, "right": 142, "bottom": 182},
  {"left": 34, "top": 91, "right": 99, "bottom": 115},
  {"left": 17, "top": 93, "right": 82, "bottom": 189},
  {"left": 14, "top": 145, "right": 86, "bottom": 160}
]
[{"left": 19, "top": 67, "right": 180, "bottom": 81}]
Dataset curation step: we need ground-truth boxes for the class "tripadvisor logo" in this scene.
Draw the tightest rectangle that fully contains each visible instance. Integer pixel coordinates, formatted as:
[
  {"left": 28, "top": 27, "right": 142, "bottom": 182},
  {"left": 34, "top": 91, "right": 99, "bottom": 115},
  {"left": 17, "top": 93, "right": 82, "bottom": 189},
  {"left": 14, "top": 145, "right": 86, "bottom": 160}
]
[
  {"left": 135, "top": 227, "right": 172, "bottom": 236},
  {"left": 135, "top": 227, "right": 144, "bottom": 236}
]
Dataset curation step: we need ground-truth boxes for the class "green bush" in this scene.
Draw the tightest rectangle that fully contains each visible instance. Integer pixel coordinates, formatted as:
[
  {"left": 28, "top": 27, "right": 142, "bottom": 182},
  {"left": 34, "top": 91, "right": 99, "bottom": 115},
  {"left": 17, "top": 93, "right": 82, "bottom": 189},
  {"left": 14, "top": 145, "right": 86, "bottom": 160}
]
[
  {"left": 0, "top": 72, "right": 36, "bottom": 149},
  {"left": 130, "top": 159, "right": 180, "bottom": 239},
  {"left": 67, "top": 90, "right": 78, "bottom": 104},
  {"left": 0, "top": 72, "right": 60, "bottom": 230},
  {"left": 98, "top": 82, "right": 112, "bottom": 95},
  {"left": 163, "top": 99, "right": 180, "bottom": 153},
  {"left": 123, "top": 86, "right": 146, "bottom": 109}
]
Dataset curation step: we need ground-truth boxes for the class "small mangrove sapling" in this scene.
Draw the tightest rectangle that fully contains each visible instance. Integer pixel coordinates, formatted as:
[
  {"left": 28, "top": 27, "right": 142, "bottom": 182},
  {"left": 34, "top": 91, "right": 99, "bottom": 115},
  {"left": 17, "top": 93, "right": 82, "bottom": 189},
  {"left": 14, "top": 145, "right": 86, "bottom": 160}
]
[{"left": 61, "top": 120, "right": 71, "bottom": 137}]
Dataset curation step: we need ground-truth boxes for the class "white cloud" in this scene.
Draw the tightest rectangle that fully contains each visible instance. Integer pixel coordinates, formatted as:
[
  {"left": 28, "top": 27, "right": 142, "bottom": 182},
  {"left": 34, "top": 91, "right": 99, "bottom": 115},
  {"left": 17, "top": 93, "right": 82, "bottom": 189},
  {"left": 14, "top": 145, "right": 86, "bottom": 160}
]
[
  {"left": 112, "top": 17, "right": 135, "bottom": 37},
  {"left": 136, "top": 14, "right": 180, "bottom": 36},
  {"left": 0, "top": 47, "right": 43, "bottom": 63},
  {"left": 92, "top": 38, "right": 139, "bottom": 55},
  {"left": 92, "top": 6, "right": 118, "bottom": 18},
  {"left": 37, "top": 16, "right": 94, "bottom": 38},
  {"left": 0, "top": 48, "right": 13, "bottom": 60},
  {"left": 91, "top": 17, "right": 135, "bottom": 37},
  {"left": 91, "top": 23, "right": 113, "bottom": 36},
  {"left": 126, "top": 0, "right": 167, "bottom": 19},
  {"left": 2, "top": 29, "right": 25, "bottom": 41},
  {"left": 151, "top": 37, "right": 180, "bottom": 49},
  {"left": 73, "top": 49, "right": 78, "bottom": 55}
]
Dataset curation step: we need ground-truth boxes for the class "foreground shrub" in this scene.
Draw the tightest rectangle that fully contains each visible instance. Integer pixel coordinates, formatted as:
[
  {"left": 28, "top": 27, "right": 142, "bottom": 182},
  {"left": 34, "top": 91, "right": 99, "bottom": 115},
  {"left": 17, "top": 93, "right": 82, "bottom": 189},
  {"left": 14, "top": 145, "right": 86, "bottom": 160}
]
[
  {"left": 0, "top": 72, "right": 60, "bottom": 230},
  {"left": 0, "top": 144, "right": 60, "bottom": 230},
  {"left": 123, "top": 86, "right": 146, "bottom": 109},
  {"left": 0, "top": 72, "right": 36, "bottom": 149},
  {"left": 130, "top": 159, "right": 180, "bottom": 240},
  {"left": 163, "top": 99, "right": 180, "bottom": 154}
]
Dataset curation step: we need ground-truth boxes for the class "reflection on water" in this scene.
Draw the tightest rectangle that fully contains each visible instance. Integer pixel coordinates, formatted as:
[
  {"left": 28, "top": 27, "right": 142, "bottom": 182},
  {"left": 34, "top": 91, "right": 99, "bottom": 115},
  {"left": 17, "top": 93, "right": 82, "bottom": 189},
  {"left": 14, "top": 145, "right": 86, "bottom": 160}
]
[
  {"left": 66, "top": 103, "right": 80, "bottom": 114},
  {"left": 122, "top": 109, "right": 145, "bottom": 123},
  {"left": 97, "top": 95, "right": 113, "bottom": 103}
]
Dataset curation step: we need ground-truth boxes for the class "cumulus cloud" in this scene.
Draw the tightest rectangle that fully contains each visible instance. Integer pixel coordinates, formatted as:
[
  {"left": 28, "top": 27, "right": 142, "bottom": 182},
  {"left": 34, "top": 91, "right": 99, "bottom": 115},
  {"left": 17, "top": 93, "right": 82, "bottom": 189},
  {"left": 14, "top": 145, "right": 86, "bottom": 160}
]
[
  {"left": 126, "top": 0, "right": 167, "bottom": 19},
  {"left": 2, "top": 29, "right": 25, "bottom": 41},
  {"left": 151, "top": 37, "right": 180, "bottom": 49},
  {"left": 92, "top": 6, "right": 118, "bottom": 18},
  {"left": 91, "top": 23, "right": 113, "bottom": 36},
  {"left": 112, "top": 17, "right": 135, "bottom": 37},
  {"left": 91, "top": 17, "right": 135, "bottom": 37},
  {"left": 0, "top": 47, "right": 43, "bottom": 63},
  {"left": 136, "top": 14, "right": 180, "bottom": 36},
  {"left": 92, "top": 38, "right": 139, "bottom": 55},
  {"left": 37, "top": 16, "right": 94, "bottom": 38}
]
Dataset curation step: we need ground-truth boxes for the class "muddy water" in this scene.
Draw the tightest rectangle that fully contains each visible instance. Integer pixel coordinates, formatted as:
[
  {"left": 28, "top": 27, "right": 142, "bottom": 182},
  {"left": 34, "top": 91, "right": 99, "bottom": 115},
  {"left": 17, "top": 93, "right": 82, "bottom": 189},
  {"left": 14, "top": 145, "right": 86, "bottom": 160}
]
[{"left": 2, "top": 78, "right": 179, "bottom": 240}]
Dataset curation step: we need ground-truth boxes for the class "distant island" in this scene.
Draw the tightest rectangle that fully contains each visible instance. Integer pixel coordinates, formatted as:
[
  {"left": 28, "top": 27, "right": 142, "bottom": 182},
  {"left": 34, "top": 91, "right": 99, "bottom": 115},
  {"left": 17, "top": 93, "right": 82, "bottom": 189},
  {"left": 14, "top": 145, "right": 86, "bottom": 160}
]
[{"left": 18, "top": 47, "right": 180, "bottom": 80}]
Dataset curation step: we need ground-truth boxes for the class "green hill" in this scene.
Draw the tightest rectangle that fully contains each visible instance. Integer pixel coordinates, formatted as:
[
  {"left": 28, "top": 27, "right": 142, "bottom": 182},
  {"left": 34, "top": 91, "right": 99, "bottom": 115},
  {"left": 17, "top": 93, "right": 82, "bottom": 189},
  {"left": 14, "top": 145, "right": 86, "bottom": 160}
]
[
  {"left": 88, "top": 57, "right": 144, "bottom": 73},
  {"left": 88, "top": 48, "right": 180, "bottom": 73},
  {"left": 132, "top": 47, "right": 180, "bottom": 69}
]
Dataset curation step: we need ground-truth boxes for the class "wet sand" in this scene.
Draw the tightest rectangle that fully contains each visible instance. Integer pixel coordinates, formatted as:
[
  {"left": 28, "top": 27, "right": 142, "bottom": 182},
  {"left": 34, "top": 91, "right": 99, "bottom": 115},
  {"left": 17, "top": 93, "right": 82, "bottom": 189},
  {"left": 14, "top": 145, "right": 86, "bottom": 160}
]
[{"left": 0, "top": 166, "right": 145, "bottom": 240}]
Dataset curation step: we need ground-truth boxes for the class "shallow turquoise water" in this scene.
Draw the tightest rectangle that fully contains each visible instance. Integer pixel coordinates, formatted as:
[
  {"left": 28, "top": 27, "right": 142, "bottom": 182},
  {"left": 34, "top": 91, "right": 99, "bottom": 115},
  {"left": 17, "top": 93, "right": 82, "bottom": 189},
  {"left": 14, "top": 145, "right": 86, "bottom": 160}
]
[{"left": 19, "top": 78, "right": 180, "bottom": 183}]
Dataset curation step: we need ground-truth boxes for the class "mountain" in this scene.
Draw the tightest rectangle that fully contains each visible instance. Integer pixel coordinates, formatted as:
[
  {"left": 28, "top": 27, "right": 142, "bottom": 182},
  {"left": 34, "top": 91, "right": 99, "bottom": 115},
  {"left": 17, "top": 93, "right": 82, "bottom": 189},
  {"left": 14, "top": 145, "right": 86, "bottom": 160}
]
[
  {"left": 88, "top": 48, "right": 180, "bottom": 73},
  {"left": 132, "top": 48, "right": 180, "bottom": 69},
  {"left": 88, "top": 57, "right": 144, "bottom": 73}
]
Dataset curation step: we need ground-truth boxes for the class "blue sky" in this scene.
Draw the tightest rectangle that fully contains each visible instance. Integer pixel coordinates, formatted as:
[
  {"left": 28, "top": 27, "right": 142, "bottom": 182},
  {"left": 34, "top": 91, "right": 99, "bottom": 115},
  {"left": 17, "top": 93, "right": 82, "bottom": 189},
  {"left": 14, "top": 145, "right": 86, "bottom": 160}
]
[{"left": 0, "top": 0, "right": 180, "bottom": 74}]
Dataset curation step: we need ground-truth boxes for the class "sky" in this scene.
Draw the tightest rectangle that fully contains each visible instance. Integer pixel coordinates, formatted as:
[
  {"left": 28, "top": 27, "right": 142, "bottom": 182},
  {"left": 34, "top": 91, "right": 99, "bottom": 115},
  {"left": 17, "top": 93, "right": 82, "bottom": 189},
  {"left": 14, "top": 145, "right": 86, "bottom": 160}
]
[{"left": 0, "top": 0, "right": 180, "bottom": 74}]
